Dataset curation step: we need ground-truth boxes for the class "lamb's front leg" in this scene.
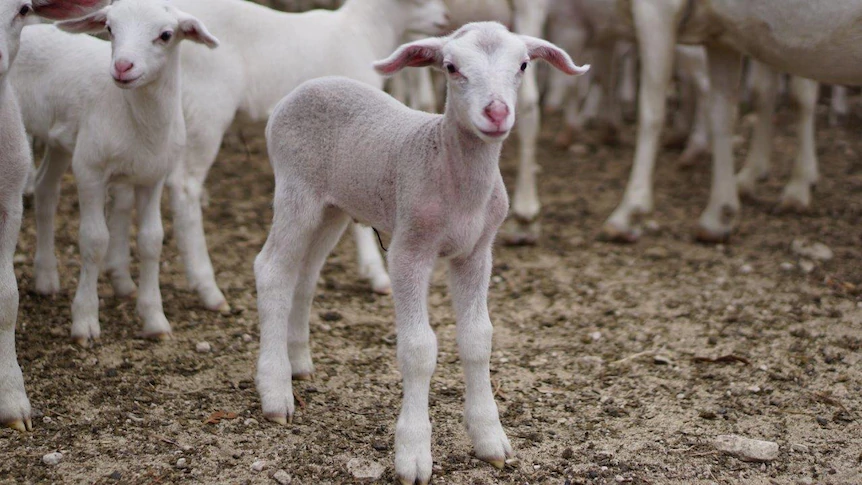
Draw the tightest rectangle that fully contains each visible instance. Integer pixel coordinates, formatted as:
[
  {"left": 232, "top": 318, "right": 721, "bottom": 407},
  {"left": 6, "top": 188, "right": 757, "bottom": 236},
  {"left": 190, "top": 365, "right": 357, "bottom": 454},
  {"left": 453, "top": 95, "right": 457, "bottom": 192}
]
[
  {"left": 389, "top": 243, "right": 438, "bottom": 485},
  {"left": 134, "top": 182, "right": 171, "bottom": 339},
  {"left": 105, "top": 185, "right": 137, "bottom": 298},
  {"left": 71, "top": 177, "right": 109, "bottom": 345},
  {"left": 449, "top": 246, "right": 513, "bottom": 468}
]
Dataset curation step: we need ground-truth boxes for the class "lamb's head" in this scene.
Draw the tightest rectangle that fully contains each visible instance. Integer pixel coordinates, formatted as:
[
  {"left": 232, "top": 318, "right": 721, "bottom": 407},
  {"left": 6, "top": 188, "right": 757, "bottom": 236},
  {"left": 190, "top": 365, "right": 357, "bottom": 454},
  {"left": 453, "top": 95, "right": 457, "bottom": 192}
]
[
  {"left": 0, "top": 0, "right": 105, "bottom": 77},
  {"left": 56, "top": 0, "right": 218, "bottom": 89},
  {"left": 402, "top": 0, "right": 449, "bottom": 36},
  {"left": 374, "top": 22, "right": 588, "bottom": 143}
]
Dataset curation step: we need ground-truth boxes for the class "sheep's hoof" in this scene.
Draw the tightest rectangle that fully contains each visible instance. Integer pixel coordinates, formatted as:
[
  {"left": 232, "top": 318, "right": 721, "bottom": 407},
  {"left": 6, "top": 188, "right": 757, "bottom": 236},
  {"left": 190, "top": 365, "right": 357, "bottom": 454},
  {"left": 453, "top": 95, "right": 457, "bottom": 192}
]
[
  {"left": 694, "top": 226, "right": 731, "bottom": 244},
  {"left": 139, "top": 331, "right": 172, "bottom": 342},
  {"left": 598, "top": 222, "right": 640, "bottom": 244},
  {"left": 72, "top": 336, "right": 91, "bottom": 348},
  {"left": 265, "top": 414, "right": 291, "bottom": 426},
  {"left": 777, "top": 197, "right": 809, "bottom": 213},
  {"left": 371, "top": 282, "right": 392, "bottom": 296},
  {"left": 3, "top": 418, "right": 32, "bottom": 432},
  {"left": 481, "top": 457, "right": 506, "bottom": 469},
  {"left": 398, "top": 478, "right": 428, "bottom": 485},
  {"left": 208, "top": 300, "right": 231, "bottom": 314},
  {"left": 292, "top": 372, "right": 314, "bottom": 382},
  {"left": 500, "top": 217, "right": 540, "bottom": 246}
]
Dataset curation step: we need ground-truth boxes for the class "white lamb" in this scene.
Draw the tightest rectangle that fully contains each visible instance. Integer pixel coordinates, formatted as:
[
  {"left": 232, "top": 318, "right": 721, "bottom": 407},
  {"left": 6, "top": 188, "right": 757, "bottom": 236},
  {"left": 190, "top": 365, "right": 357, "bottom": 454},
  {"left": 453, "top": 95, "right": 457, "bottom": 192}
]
[
  {"left": 0, "top": 0, "right": 106, "bottom": 432},
  {"left": 256, "top": 22, "right": 587, "bottom": 484},
  {"left": 101, "top": 0, "right": 449, "bottom": 314},
  {"left": 12, "top": 0, "right": 219, "bottom": 345}
]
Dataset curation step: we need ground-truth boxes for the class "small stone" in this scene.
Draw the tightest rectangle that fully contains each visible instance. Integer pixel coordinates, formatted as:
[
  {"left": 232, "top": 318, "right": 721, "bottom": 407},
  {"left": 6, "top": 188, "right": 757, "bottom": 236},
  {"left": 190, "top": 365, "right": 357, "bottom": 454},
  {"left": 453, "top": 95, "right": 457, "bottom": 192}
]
[
  {"left": 791, "top": 240, "right": 833, "bottom": 262},
  {"left": 108, "top": 471, "right": 122, "bottom": 481},
  {"left": 799, "top": 260, "right": 815, "bottom": 274},
  {"left": 250, "top": 460, "right": 266, "bottom": 473},
  {"left": 747, "top": 385, "right": 761, "bottom": 394},
  {"left": 176, "top": 458, "right": 188, "bottom": 469},
  {"left": 241, "top": 334, "right": 252, "bottom": 343},
  {"left": 712, "top": 434, "right": 779, "bottom": 462},
  {"left": 42, "top": 452, "right": 63, "bottom": 466},
  {"left": 320, "top": 311, "right": 342, "bottom": 322},
  {"left": 195, "top": 342, "right": 212, "bottom": 353},
  {"left": 791, "top": 443, "right": 810, "bottom": 453},
  {"left": 653, "top": 355, "right": 672, "bottom": 365},
  {"left": 589, "top": 331, "right": 602, "bottom": 342},
  {"left": 505, "top": 458, "right": 520, "bottom": 467},
  {"left": 615, "top": 476, "right": 625, "bottom": 483},
  {"left": 643, "top": 220, "right": 661, "bottom": 233},
  {"left": 644, "top": 246, "right": 669, "bottom": 260},
  {"left": 568, "top": 143, "right": 589, "bottom": 157},
  {"left": 272, "top": 470, "right": 292, "bottom": 485},
  {"left": 562, "top": 448, "right": 574, "bottom": 459},
  {"left": 676, "top": 393, "right": 686, "bottom": 400},
  {"left": 740, "top": 264, "right": 753, "bottom": 274},
  {"left": 371, "top": 440, "right": 388, "bottom": 451},
  {"left": 43, "top": 416, "right": 52, "bottom": 424},
  {"left": 780, "top": 262, "right": 795, "bottom": 272},
  {"left": 347, "top": 458, "right": 385, "bottom": 480},
  {"left": 491, "top": 275, "right": 503, "bottom": 284},
  {"left": 816, "top": 416, "right": 829, "bottom": 426},
  {"left": 244, "top": 418, "right": 258, "bottom": 426}
]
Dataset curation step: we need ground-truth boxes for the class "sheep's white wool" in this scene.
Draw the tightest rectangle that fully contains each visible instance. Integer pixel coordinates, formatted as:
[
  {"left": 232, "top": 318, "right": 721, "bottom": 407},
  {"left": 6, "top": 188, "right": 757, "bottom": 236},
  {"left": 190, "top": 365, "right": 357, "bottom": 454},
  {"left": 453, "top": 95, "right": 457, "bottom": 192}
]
[{"left": 256, "top": 22, "right": 586, "bottom": 484}]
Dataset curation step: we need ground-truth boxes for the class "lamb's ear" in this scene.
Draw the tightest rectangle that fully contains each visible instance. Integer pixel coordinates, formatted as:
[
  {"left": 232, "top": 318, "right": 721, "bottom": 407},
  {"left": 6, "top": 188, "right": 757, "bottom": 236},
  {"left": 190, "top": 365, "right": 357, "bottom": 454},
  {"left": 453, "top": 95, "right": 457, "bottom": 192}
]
[
  {"left": 373, "top": 37, "right": 445, "bottom": 76},
  {"left": 55, "top": 6, "right": 109, "bottom": 34},
  {"left": 519, "top": 35, "right": 590, "bottom": 76},
  {"left": 32, "top": 0, "right": 109, "bottom": 21},
  {"left": 173, "top": 9, "right": 220, "bottom": 48}
]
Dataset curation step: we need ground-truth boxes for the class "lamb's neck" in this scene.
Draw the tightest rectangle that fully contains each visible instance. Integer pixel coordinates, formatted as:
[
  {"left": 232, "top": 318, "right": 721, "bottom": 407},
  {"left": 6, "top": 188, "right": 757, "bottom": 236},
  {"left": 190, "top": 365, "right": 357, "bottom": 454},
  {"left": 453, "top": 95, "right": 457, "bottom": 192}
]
[
  {"left": 437, "top": 109, "right": 504, "bottom": 205},
  {"left": 339, "top": 0, "right": 405, "bottom": 60},
  {"left": 120, "top": 52, "right": 183, "bottom": 141}
]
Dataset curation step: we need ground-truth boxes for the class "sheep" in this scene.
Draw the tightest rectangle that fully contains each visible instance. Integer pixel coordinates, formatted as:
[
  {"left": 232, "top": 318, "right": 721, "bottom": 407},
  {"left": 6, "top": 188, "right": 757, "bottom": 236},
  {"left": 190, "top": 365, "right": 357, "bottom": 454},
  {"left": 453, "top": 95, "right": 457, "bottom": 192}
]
[
  {"left": 11, "top": 0, "right": 219, "bottom": 345},
  {"left": 255, "top": 22, "right": 588, "bottom": 484},
  {"left": 0, "top": 0, "right": 107, "bottom": 432},
  {"left": 100, "top": 0, "right": 448, "bottom": 314}
]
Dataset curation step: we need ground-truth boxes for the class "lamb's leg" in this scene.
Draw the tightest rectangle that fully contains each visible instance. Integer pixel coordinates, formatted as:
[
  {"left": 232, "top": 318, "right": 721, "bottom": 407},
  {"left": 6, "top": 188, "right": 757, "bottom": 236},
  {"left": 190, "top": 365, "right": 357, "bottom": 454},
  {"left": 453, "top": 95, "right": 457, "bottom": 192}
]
[
  {"left": 390, "top": 240, "right": 437, "bottom": 485},
  {"left": 696, "top": 44, "right": 743, "bottom": 242},
  {"left": 780, "top": 76, "right": 819, "bottom": 211},
  {"left": 353, "top": 224, "right": 391, "bottom": 295},
  {"left": 504, "top": 0, "right": 549, "bottom": 246},
  {"left": 677, "top": 46, "right": 710, "bottom": 167},
  {"left": 134, "top": 181, "right": 171, "bottom": 339},
  {"left": 0, "top": 195, "right": 31, "bottom": 432},
  {"left": 33, "top": 146, "right": 71, "bottom": 295},
  {"left": 71, "top": 176, "right": 108, "bottom": 346},
  {"left": 168, "top": 149, "right": 228, "bottom": 312},
  {"left": 736, "top": 61, "right": 778, "bottom": 198},
  {"left": 105, "top": 185, "right": 137, "bottom": 298},
  {"left": 601, "top": 0, "right": 680, "bottom": 242},
  {"left": 449, "top": 245, "right": 512, "bottom": 469},
  {"left": 829, "top": 85, "right": 848, "bottom": 127}
]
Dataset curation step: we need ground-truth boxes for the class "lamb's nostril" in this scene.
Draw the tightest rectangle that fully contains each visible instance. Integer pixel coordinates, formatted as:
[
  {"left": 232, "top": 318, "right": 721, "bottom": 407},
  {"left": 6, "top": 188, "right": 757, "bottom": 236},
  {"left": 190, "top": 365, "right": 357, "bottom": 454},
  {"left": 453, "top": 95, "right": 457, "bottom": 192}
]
[
  {"left": 484, "top": 100, "right": 509, "bottom": 125},
  {"left": 114, "top": 59, "right": 134, "bottom": 74}
]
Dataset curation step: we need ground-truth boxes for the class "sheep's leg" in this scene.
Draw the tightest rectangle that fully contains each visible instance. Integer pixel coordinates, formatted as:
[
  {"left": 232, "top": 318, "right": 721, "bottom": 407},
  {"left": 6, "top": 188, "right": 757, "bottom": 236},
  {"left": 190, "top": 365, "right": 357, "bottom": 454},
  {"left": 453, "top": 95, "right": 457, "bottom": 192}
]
[
  {"left": 0, "top": 192, "right": 31, "bottom": 432},
  {"left": 780, "top": 76, "right": 819, "bottom": 211},
  {"left": 70, "top": 175, "right": 108, "bottom": 346},
  {"left": 594, "top": 45, "right": 623, "bottom": 144},
  {"left": 168, "top": 150, "right": 228, "bottom": 312},
  {"left": 601, "top": 0, "right": 681, "bottom": 242},
  {"left": 619, "top": 43, "right": 637, "bottom": 120},
  {"left": 696, "top": 44, "right": 743, "bottom": 242},
  {"left": 33, "top": 146, "right": 71, "bottom": 295},
  {"left": 353, "top": 224, "right": 391, "bottom": 295},
  {"left": 105, "top": 185, "right": 137, "bottom": 298},
  {"left": 736, "top": 61, "right": 778, "bottom": 198},
  {"left": 829, "top": 85, "right": 848, "bottom": 127},
  {"left": 505, "top": 0, "right": 549, "bottom": 246},
  {"left": 677, "top": 47, "right": 710, "bottom": 167},
  {"left": 390, "top": 240, "right": 438, "bottom": 485},
  {"left": 449, "top": 245, "right": 512, "bottom": 468},
  {"left": 134, "top": 182, "right": 171, "bottom": 339}
]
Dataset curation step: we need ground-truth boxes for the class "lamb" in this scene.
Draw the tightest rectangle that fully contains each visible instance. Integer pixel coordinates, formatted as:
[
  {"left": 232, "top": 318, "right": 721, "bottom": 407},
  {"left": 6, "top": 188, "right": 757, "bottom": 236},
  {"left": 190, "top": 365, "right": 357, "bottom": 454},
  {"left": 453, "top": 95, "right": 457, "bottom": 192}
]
[
  {"left": 100, "top": 0, "right": 449, "bottom": 314},
  {"left": 255, "top": 22, "right": 588, "bottom": 484},
  {"left": 0, "top": 0, "right": 107, "bottom": 432},
  {"left": 11, "top": 0, "right": 219, "bottom": 345}
]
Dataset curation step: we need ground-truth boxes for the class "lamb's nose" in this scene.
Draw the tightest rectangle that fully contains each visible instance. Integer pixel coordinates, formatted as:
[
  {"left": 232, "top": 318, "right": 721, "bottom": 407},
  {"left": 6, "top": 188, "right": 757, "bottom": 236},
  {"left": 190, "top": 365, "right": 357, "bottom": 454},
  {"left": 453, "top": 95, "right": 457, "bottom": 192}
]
[
  {"left": 114, "top": 59, "right": 134, "bottom": 74},
  {"left": 484, "top": 100, "right": 509, "bottom": 125}
]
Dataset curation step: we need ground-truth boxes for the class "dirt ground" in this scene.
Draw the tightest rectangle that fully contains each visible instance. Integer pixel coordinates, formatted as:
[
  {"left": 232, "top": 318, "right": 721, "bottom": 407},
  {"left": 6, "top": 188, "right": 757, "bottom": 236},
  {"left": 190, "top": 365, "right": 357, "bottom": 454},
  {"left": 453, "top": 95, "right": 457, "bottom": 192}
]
[{"left": 2, "top": 97, "right": 862, "bottom": 485}]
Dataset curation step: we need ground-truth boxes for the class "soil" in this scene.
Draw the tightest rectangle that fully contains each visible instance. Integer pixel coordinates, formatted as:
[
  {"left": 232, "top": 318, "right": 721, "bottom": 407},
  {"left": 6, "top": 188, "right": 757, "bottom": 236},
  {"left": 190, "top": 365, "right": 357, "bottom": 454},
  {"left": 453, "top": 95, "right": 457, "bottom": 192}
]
[{"left": 2, "top": 101, "right": 862, "bottom": 485}]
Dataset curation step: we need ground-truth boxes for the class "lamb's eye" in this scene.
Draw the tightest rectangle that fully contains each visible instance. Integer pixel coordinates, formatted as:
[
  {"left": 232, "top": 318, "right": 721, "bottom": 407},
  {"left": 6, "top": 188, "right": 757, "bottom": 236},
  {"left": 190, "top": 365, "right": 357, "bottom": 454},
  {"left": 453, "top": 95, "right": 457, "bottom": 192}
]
[
  {"left": 445, "top": 63, "right": 458, "bottom": 74},
  {"left": 520, "top": 62, "right": 528, "bottom": 72},
  {"left": 18, "top": 4, "right": 31, "bottom": 16},
  {"left": 159, "top": 31, "right": 173, "bottom": 42}
]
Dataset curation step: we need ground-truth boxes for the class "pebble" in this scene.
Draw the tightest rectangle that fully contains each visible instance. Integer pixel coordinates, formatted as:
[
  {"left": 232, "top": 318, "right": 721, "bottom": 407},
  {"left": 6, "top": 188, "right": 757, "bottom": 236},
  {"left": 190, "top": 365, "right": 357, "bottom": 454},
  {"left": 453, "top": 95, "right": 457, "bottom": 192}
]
[
  {"left": 272, "top": 470, "right": 292, "bottom": 484},
  {"left": 712, "top": 434, "right": 779, "bottom": 462},
  {"left": 176, "top": 458, "right": 188, "bottom": 469},
  {"left": 644, "top": 246, "right": 669, "bottom": 260},
  {"left": 589, "top": 331, "right": 602, "bottom": 342},
  {"left": 195, "top": 341, "right": 212, "bottom": 353},
  {"left": 791, "top": 240, "right": 834, "bottom": 262},
  {"left": 780, "top": 262, "right": 795, "bottom": 272},
  {"left": 644, "top": 220, "right": 661, "bottom": 233},
  {"left": 653, "top": 355, "right": 672, "bottom": 365},
  {"left": 747, "top": 385, "right": 761, "bottom": 394},
  {"left": 346, "top": 458, "right": 385, "bottom": 480},
  {"left": 568, "top": 143, "right": 589, "bottom": 157},
  {"left": 740, "top": 263, "right": 753, "bottom": 274},
  {"left": 244, "top": 418, "right": 258, "bottom": 427},
  {"left": 799, "top": 260, "right": 815, "bottom": 274},
  {"left": 250, "top": 460, "right": 266, "bottom": 473},
  {"left": 42, "top": 452, "right": 63, "bottom": 466},
  {"left": 241, "top": 334, "right": 253, "bottom": 343},
  {"left": 791, "top": 443, "right": 810, "bottom": 453}
]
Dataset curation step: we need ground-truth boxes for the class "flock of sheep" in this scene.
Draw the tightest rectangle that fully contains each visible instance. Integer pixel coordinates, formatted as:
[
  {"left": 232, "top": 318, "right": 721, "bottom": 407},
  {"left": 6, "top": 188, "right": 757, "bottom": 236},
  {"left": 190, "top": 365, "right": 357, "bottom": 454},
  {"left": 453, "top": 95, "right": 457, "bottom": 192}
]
[{"left": 0, "top": 0, "right": 858, "bottom": 484}]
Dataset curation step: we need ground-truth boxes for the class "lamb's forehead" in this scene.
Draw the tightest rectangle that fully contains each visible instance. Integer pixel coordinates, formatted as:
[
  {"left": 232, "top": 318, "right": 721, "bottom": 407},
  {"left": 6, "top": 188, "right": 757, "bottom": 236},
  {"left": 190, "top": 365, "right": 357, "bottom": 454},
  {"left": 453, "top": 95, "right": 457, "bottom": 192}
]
[
  {"left": 444, "top": 22, "right": 526, "bottom": 60},
  {"left": 109, "top": 0, "right": 174, "bottom": 24}
]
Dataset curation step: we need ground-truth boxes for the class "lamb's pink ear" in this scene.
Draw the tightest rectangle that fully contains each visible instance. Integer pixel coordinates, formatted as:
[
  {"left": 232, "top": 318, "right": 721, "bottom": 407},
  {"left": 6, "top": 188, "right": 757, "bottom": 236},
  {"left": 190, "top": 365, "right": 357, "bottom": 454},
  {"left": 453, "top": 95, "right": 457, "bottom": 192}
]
[
  {"left": 32, "top": 0, "right": 108, "bottom": 21},
  {"left": 55, "top": 6, "right": 109, "bottom": 34},
  {"left": 373, "top": 38, "right": 445, "bottom": 76},
  {"left": 519, "top": 35, "right": 590, "bottom": 76},
  {"left": 174, "top": 10, "right": 220, "bottom": 49}
]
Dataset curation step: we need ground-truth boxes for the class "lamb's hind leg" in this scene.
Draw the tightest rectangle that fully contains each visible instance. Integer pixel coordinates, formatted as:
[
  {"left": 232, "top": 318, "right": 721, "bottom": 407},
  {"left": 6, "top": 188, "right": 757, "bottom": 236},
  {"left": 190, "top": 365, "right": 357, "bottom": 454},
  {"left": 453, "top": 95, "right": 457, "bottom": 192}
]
[
  {"left": 33, "top": 146, "right": 71, "bottom": 295},
  {"left": 135, "top": 181, "right": 171, "bottom": 339},
  {"left": 353, "top": 224, "right": 391, "bottom": 295},
  {"left": 105, "top": 185, "right": 137, "bottom": 298},
  {"left": 255, "top": 191, "right": 346, "bottom": 424},
  {"left": 780, "top": 76, "right": 819, "bottom": 211}
]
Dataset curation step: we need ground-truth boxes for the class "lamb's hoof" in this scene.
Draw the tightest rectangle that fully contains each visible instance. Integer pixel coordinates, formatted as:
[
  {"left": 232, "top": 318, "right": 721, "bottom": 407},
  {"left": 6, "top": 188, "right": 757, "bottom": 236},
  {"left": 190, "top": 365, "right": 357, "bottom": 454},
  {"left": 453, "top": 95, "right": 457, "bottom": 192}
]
[
  {"left": 292, "top": 372, "right": 314, "bottom": 382},
  {"left": 3, "top": 418, "right": 32, "bottom": 432},
  {"left": 778, "top": 197, "right": 810, "bottom": 213},
  {"left": 694, "top": 226, "right": 731, "bottom": 244},
  {"left": 371, "top": 279, "right": 392, "bottom": 296},
  {"left": 598, "top": 222, "right": 640, "bottom": 244},
  {"left": 138, "top": 330, "right": 172, "bottom": 342},
  {"left": 482, "top": 457, "right": 506, "bottom": 469},
  {"left": 72, "top": 336, "right": 93, "bottom": 348},
  {"left": 398, "top": 478, "right": 429, "bottom": 485},
  {"left": 500, "top": 217, "right": 539, "bottom": 246},
  {"left": 204, "top": 299, "right": 231, "bottom": 314},
  {"left": 265, "top": 414, "right": 291, "bottom": 426}
]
